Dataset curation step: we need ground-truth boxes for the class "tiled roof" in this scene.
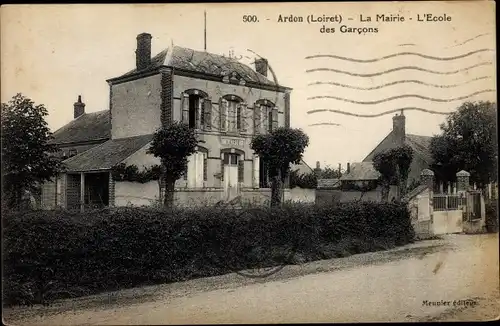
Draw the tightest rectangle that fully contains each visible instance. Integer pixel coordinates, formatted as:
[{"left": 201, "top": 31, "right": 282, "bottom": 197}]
[
  {"left": 115, "top": 46, "right": 278, "bottom": 87},
  {"left": 50, "top": 110, "right": 110, "bottom": 145},
  {"left": 317, "top": 178, "right": 341, "bottom": 189},
  {"left": 63, "top": 134, "right": 154, "bottom": 172},
  {"left": 340, "top": 162, "right": 381, "bottom": 181},
  {"left": 406, "top": 134, "right": 433, "bottom": 164}
]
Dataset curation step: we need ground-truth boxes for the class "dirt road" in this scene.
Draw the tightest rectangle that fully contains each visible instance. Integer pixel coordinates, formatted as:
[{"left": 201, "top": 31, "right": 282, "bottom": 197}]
[{"left": 4, "top": 234, "right": 499, "bottom": 324}]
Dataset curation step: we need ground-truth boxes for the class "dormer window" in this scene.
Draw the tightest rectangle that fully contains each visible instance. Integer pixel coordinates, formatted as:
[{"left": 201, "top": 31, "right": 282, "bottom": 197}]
[{"left": 68, "top": 149, "right": 77, "bottom": 157}]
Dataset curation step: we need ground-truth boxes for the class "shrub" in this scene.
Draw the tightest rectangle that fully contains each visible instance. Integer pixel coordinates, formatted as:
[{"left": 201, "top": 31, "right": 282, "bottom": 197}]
[
  {"left": 3, "top": 202, "right": 414, "bottom": 306},
  {"left": 289, "top": 170, "right": 317, "bottom": 189}
]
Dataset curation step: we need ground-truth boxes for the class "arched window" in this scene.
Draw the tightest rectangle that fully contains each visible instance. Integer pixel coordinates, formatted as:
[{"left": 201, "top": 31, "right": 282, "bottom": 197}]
[
  {"left": 181, "top": 89, "right": 211, "bottom": 130},
  {"left": 221, "top": 95, "right": 245, "bottom": 133},
  {"left": 254, "top": 99, "right": 276, "bottom": 133}
]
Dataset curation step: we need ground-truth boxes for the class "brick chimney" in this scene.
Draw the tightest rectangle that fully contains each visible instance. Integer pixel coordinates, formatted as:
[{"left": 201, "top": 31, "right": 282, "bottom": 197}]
[
  {"left": 255, "top": 58, "right": 268, "bottom": 77},
  {"left": 392, "top": 110, "right": 406, "bottom": 146},
  {"left": 136, "top": 33, "right": 152, "bottom": 71},
  {"left": 347, "top": 162, "right": 351, "bottom": 174},
  {"left": 74, "top": 95, "right": 85, "bottom": 119}
]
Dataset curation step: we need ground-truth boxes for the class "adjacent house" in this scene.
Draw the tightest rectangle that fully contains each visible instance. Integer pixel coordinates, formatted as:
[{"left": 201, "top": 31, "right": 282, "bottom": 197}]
[
  {"left": 331, "top": 112, "right": 432, "bottom": 202},
  {"left": 41, "top": 32, "right": 310, "bottom": 210},
  {"left": 341, "top": 111, "right": 433, "bottom": 190}
]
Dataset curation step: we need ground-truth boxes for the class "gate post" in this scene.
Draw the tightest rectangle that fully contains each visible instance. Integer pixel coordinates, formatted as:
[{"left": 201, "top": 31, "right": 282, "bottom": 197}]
[{"left": 456, "top": 170, "right": 470, "bottom": 220}]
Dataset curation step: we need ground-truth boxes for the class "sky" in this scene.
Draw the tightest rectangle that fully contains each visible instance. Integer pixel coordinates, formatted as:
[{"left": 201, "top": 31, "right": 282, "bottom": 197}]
[{"left": 1, "top": 2, "right": 496, "bottom": 169}]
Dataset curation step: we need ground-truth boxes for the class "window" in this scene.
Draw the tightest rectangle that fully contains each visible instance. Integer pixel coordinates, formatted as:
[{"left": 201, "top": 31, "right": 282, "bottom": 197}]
[
  {"left": 227, "top": 100, "right": 241, "bottom": 132},
  {"left": 69, "top": 149, "right": 77, "bottom": 157},
  {"left": 188, "top": 95, "right": 203, "bottom": 129},
  {"left": 203, "top": 155, "right": 208, "bottom": 181},
  {"left": 259, "top": 158, "right": 271, "bottom": 188},
  {"left": 258, "top": 103, "right": 275, "bottom": 133},
  {"left": 223, "top": 153, "right": 239, "bottom": 165},
  {"left": 268, "top": 108, "right": 273, "bottom": 132},
  {"left": 221, "top": 95, "right": 245, "bottom": 133}
]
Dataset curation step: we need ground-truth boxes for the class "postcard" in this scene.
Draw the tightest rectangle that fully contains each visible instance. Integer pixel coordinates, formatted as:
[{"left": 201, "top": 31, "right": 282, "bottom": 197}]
[{"left": 1, "top": 1, "right": 498, "bottom": 324}]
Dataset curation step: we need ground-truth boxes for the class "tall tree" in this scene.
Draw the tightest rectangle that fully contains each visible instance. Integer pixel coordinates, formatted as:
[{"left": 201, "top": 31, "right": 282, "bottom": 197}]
[
  {"left": 147, "top": 122, "right": 198, "bottom": 208},
  {"left": 373, "top": 150, "right": 397, "bottom": 202},
  {"left": 251, "top": 127, "right": 309, "bottom": 206},
  {"left": 430, "top": 101, "right": 497, "bottom": 191},
  {"left": 373, "top": 145, "right": 414, "bottom": 202},
  {"left": 1, "top": 94, "right": 63, "bottom": 209}
]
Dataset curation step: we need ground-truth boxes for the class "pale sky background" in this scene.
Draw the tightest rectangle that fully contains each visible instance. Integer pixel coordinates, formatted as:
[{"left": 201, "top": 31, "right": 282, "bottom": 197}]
[{"left": 1, "top": 2, "right": 496, "bottom": 169}]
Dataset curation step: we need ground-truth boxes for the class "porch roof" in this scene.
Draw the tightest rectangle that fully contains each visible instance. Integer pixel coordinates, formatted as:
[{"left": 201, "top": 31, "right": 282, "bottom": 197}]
[{"left": 63, "top": 134, "right": 154, "bottom": 172}]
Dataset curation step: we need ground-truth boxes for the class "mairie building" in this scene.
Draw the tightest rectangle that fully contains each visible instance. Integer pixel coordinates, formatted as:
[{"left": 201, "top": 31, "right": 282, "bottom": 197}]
[{"left": 41, "top": 33, "right": 312, "bottom": 210}]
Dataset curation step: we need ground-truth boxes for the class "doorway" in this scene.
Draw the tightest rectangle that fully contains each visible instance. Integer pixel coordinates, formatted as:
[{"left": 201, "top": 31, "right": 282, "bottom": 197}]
[{"left": 223, "top": 153, "right": 240, "bottom": 201}]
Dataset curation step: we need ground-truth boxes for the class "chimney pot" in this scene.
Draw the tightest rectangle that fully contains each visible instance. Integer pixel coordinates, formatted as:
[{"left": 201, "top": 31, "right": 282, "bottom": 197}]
[
  {"left": 136, "top": 33, "right": 152, "bottom": 71},
  {"left": 254, "top": 58, "right": 268, "bottom": 77},
  {"left": 74, "top": 95, "right": 85, "bottom": 119}
]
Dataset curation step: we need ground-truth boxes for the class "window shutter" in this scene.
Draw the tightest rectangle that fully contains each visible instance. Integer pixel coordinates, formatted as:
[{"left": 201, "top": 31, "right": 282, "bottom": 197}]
[
  {"left": 220, "top": 158, "right": 224, "bottom": 181},
  {"left": 238, "top": 159, "right": 244, "bottom": 183},
  {"left": 272, "top": 108, "right": 279, "bottom": 130},
  {"left": 203, "top": 154, "right": 208, "bottom": 181},
  {"left": 236, "top": 105, "right": 241, "bottom": 130},
  {"left": 254, "top": 104, "right": 261, "bottom": 134},
  {"left": 184, "top": 155, "right": 188, "bottom": 181},
  {"left": 204, "top": 99, "right": 212, "bottom": 130},
  {"left": 181, "top": 93, "right": 189, "bottom": 124},
  {"left": 239, "top": 102, "right": 247, "bottom": 132},
  {"left": 198, "top": 98, "right": 204, "bottom": 129},
  {"left": 220, "top": 98, "right": 228, "bottom": 132}
]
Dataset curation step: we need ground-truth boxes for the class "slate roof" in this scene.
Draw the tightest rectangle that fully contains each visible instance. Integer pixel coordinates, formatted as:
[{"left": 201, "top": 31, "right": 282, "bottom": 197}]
[
  {"left": 340, "top": 162, "right": 381, "bottom": 181},
  {"left": 406, "top": 134, "right": 433, "bottom": 164},
  {"left": 50, "top": 110, "right": 110, "bottom": 145},
  {"left": 317, "top": 178, "right": 341, "bottom": 189},
  {"left": 63, "top": 134, "right": 154, "bottom": 172},
  {"left": 112, "top": 46, "right": 279, "bottom": 87}
]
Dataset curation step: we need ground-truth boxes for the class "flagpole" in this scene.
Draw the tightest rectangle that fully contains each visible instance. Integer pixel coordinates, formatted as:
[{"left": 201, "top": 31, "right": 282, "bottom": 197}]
[{"left": 204, "top": 11, "right": 207, "bottom": 51}]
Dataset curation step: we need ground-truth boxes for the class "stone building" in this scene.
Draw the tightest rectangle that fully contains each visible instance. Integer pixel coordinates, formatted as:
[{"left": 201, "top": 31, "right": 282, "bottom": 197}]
[{"left": 41, "top": 33, "right": 308, "bottom": 209}]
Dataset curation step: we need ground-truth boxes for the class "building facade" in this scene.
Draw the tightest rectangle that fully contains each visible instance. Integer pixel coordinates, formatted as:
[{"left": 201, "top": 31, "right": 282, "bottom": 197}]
[{"left": 41, "top": 33, "right": 301, "bottom": 209}]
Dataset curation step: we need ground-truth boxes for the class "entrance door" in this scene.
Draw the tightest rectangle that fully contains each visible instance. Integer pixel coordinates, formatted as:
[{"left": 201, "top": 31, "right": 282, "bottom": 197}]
[{"left": 223, "top": 153, "right": 240, "bottom": 201}]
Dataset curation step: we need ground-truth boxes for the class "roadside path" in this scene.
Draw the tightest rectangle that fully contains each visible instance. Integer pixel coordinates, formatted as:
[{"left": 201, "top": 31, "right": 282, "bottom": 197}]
[{"left": 4, "top": 234, "right": 498, "bottom": 324}]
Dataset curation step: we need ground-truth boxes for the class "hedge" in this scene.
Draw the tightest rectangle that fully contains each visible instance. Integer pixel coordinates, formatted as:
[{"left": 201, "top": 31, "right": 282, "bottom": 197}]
[{"left": 3, "top": 202, "right": 414, "bottom": 306}]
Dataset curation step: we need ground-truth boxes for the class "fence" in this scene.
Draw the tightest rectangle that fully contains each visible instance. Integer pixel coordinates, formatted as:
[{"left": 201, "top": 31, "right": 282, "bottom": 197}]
[{"left": 433, "top": 194, "right": 467, "bottom": 211}]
